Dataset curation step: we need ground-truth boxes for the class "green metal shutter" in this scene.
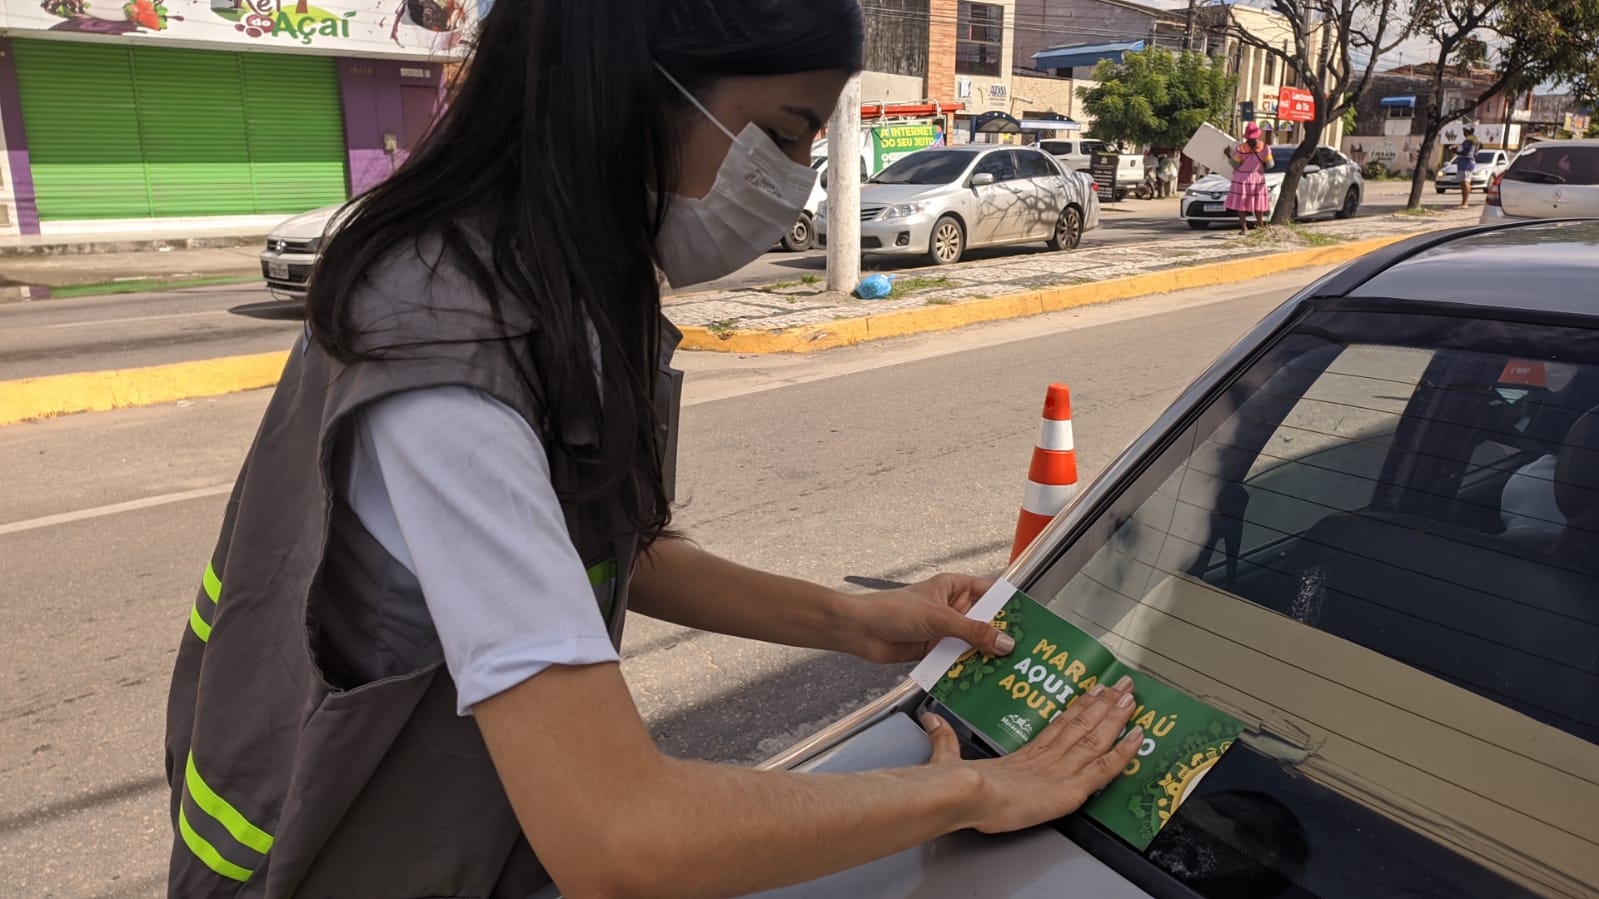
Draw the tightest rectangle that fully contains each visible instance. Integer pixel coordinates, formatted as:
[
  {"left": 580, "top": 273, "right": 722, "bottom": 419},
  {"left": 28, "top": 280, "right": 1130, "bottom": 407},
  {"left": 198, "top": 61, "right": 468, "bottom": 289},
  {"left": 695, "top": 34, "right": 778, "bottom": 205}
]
[
  {"left": 239, "top": 54, "right": 349, "bottom": 215},
  {"left": 13, "top": 41, "right": 347, "bottom": 221},
  {"left": 12, "top": 40, "right": 151, "bottom": 220},
  {"left": 129, "top": 46, "right": 255, "bottom": 218}
]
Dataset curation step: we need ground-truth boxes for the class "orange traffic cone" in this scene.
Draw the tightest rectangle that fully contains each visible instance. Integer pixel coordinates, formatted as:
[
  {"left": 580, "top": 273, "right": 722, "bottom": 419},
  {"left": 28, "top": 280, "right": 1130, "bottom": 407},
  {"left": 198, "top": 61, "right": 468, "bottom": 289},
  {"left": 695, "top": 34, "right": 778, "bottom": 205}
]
[{"left": 1012, "top": 384, "right": 1079, "bottom": 560}]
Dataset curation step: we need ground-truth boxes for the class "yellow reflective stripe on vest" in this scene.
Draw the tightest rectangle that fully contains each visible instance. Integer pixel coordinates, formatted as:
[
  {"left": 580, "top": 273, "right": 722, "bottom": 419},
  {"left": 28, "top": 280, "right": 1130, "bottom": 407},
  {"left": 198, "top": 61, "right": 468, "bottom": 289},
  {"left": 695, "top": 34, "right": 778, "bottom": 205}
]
[
  {"left": 189, "top": 561, "right": 222, "bottom": 643},
  {"left": 586, "top": 559, "right": 617, "bottom": 587},
  {"left": 178, "top": 806, "right": 253, "bottom": 883},
  {"left": 202, "top": 561, "right": 221, "bottom": 603},
  {"left": 185, "top": 752, "right": 275, "bottom": 854}
]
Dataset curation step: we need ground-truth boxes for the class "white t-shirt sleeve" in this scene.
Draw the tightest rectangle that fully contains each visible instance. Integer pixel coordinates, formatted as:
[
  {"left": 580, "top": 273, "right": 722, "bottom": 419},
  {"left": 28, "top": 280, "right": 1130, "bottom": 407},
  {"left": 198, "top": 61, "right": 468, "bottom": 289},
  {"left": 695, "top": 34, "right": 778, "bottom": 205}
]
[{"left": 350, "top": 385, "right": 620, "bottom": 716}]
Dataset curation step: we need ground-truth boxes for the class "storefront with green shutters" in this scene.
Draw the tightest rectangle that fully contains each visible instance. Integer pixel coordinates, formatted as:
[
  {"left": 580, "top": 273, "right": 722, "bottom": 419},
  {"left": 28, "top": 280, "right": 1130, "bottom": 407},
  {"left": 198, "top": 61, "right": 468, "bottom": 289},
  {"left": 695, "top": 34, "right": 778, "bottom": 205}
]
[
  {"left": 0, "top": 0, "right": 475, "bottom": 235},
  {"left": 12, "top": 40, "right": 348, "bottom": 221}
]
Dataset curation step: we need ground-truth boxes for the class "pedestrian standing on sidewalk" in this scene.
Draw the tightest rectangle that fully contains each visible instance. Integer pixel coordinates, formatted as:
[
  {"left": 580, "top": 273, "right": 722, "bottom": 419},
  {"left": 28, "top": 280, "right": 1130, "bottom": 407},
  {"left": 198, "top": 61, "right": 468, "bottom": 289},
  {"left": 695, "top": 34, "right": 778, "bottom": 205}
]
[
  {"left": 1456, "top": 127, "right": 1480, "bottom": 208},
  {"left": 163, "top": 1, "right": 1145, "bottom": 897},
  {"left": 1226, "top": 123, "right": 1274, "bottom": 233},
  {"left": 1156, "top": 153, "right": 1178, "bottom": 198}
]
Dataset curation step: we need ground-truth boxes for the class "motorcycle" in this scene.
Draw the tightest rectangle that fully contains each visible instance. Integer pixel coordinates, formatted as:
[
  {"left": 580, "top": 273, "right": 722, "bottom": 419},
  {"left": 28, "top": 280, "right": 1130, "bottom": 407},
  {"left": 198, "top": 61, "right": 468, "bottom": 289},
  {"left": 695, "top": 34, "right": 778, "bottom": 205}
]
[{"left": 1133, "top": 170, "right": 1158, "bottom": 201}]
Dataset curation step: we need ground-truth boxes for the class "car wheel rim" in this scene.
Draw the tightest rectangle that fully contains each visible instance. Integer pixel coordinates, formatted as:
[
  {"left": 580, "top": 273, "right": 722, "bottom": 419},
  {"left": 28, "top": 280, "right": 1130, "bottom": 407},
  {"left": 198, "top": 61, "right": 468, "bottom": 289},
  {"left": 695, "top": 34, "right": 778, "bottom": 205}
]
[
  {"left": 791, "top": 220, "right": 809, "bottom": 244},
  {"left": 935, "top": 224, "right": 960, "bottom": 262},
  {"left": 1058, "top": 211, "right": 1081, "bottom": 248}
]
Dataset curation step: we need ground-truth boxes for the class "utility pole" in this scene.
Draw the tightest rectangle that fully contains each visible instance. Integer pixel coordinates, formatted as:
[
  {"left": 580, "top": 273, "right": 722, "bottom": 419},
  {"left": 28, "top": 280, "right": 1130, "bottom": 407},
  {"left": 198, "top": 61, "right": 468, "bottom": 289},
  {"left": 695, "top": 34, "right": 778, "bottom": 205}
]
[
  {"left": 826, "top": 71, "right": 862, "bottom": 294},
  {"left": 1184, "top": 0, "right": 1197, "bottom": 52}
]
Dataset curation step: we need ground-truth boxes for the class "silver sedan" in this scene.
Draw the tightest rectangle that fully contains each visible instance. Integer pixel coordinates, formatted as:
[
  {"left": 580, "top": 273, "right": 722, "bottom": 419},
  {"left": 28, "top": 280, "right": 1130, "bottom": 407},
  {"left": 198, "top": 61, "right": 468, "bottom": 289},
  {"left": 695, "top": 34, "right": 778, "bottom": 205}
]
[{"left": 816, "top": 146, "right": 1100, "bottom": 265}]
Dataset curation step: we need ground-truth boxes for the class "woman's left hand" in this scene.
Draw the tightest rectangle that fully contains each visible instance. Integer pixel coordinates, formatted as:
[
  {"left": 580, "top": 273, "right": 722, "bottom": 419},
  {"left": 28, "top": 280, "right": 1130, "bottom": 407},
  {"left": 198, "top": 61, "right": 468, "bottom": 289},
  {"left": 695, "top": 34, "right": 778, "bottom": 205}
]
[{"left": 840, "top": 573, "right": 1012, "bottom": 664}]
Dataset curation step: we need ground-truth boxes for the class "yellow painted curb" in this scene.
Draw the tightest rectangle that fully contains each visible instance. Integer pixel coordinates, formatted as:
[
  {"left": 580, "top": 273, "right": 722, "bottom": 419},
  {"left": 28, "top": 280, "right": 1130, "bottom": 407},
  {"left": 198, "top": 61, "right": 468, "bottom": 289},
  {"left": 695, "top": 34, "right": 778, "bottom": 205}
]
[
  {"left": 0, "top": 351, "right": 289, "bottom": 426},
  {"left": 678, "top": 231, "right": 1421, "bottom": 354}
]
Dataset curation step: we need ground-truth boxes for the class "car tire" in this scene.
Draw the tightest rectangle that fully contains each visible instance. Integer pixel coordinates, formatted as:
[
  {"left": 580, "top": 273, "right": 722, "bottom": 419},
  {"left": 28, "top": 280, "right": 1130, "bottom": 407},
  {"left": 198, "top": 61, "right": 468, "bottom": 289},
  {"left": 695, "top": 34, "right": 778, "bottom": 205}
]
[
  {"left": 1187, "top": 220, "right": 1210, "bottom": 230},
  {"left": 781, "top": 213, "right": 814, "bottom": 252},
  {"left": 1435, "top": 186, "right": 1447, "bottom": 194},
  {"left": 1336, "top": 187, "right": 1359, "bottom": 219},
  {"left": 928, "top": 215, "right": 965, "bottom": 265},
  {"left": 1048, "top": 206, "right": 1083, "bottom": 251}
]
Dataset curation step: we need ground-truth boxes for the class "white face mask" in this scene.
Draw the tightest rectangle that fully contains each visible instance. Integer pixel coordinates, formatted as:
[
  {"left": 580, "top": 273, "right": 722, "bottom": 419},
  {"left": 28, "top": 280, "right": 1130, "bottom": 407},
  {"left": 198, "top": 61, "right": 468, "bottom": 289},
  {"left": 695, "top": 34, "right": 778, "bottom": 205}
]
[{"left": 653, "top": 65, "right": 819, "bottom": 288}]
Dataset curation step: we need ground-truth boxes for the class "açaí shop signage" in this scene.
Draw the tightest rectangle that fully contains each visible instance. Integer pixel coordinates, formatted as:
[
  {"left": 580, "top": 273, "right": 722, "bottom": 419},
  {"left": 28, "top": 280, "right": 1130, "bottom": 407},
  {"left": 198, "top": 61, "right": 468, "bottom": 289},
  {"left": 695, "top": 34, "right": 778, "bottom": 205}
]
[{"left": 9, "top": 1, "right": 471, "bottom": 56}]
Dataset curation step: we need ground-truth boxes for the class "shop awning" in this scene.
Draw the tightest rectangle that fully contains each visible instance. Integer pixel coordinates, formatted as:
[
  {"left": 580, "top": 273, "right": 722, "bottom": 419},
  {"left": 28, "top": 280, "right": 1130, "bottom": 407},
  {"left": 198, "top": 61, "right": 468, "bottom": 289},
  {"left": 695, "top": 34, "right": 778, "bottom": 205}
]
[
  {"left": 1381, "top": 96, "right": 1417, "bottom": 107},
  {"left": 971, "top": 112, "right": 1023, "bottom": 135},
  {"left": 1020, "top": 114, "right": 1082, "bottom": 132},
  {"left": 1033, "top": 41, "right": 1145, "bottom": 71}
]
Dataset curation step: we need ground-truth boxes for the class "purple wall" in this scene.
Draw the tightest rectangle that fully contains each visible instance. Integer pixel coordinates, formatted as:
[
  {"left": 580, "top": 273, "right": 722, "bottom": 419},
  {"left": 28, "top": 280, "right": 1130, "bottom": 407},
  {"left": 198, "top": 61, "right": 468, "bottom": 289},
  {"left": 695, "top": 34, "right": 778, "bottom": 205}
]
[
  {"left": 337, "top": 58, "right": 445, "bottom": 196},
  {"left": 0, "top": 38, "right": 41, "bottom": 235}
]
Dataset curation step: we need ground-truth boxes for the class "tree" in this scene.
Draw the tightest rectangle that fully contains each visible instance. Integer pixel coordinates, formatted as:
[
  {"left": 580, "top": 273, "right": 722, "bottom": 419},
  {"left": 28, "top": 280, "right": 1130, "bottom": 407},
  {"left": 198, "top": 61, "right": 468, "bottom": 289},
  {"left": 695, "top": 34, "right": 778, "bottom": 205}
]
[
  {"left": 1226, "top": 0, "right": 1413, "bottom": 224},
  {"left": 1403, "top": 0, "right": 1599, "bottom": 209},
  {"left": 1078, "top": 49, "right": 1238, "bottom": 151}
]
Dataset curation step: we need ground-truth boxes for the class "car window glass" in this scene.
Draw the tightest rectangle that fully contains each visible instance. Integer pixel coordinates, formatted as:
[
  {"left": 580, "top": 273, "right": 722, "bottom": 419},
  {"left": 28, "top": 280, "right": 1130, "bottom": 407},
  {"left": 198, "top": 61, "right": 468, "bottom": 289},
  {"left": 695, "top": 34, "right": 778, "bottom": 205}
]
[
  {"left": 974, "top": 151, "right": 1020, "bottom": 182},
  {"left": 1315, "top": 148, "right": 1343, "bottom": 168},
  {"left": 1025, "top": 309, "right": 1599, "bottom": 899},
  {"left": 1504, "top": 145, "right": 1599, "bottom": 186},
  {"left": 1014, "top": 150, "right": 1055, "bottom": 179},
  {"left": 871, "top": 150, "right": 974, "bottom": 185},
  {"left": 1040, "top": 140, "right": 1071, "bottom": 156}
]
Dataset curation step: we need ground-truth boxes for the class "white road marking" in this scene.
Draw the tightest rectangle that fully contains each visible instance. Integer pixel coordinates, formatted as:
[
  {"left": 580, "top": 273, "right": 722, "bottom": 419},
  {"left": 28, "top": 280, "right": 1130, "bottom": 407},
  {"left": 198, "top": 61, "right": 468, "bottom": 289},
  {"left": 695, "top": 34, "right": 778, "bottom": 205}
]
[{"left": 0, "top": 484, "right": 232, "bottom": 536}]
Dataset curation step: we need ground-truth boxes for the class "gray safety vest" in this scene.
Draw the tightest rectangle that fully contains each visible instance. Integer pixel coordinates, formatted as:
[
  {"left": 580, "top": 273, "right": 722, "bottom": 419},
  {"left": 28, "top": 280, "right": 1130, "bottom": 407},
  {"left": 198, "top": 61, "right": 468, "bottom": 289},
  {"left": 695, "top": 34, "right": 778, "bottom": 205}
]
[{"left": 164, "top": 238, "right": 683, "bottom": 897}]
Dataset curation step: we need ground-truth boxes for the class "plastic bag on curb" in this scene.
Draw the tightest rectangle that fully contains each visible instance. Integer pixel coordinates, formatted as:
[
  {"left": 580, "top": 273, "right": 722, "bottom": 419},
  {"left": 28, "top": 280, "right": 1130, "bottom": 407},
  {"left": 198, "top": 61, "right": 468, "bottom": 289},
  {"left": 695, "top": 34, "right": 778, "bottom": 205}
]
[{"left": 854, "top": 274, "right": 896, "bottom": 299}]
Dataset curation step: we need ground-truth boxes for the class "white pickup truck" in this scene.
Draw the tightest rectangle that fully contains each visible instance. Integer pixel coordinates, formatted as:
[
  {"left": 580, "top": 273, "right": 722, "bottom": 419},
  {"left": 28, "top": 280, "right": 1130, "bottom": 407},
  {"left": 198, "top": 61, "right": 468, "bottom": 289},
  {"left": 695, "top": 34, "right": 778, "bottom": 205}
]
[{"left": 1041, "top": 139, "right": 1145, "bottom": 200}]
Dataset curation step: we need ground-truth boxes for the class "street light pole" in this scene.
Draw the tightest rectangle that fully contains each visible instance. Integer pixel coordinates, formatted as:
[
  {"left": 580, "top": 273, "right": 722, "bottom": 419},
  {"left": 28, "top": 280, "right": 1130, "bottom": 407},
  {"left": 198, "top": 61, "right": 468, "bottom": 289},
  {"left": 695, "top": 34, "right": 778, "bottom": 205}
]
[{"left": 826, "top": 71, "right": 862, "bottom": 294}]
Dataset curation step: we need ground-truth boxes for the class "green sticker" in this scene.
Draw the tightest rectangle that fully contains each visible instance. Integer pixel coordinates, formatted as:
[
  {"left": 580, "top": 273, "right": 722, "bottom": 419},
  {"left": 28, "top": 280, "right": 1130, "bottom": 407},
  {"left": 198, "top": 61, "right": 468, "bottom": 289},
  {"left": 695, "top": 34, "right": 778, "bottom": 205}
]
[{"left": 928, "top": 590, "right": 1244, "bottom": 850}]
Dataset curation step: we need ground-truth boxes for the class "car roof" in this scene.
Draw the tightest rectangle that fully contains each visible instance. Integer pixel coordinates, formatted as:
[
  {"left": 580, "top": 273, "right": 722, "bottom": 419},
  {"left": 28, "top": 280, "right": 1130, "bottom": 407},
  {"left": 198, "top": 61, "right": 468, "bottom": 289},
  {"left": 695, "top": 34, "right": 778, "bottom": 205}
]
[
  {"left": 1521, "top": 138, "right": 1599, "bottom": 149},
  {"left": 1336, "top": 220, "right": 1599, "bottom": 317}
]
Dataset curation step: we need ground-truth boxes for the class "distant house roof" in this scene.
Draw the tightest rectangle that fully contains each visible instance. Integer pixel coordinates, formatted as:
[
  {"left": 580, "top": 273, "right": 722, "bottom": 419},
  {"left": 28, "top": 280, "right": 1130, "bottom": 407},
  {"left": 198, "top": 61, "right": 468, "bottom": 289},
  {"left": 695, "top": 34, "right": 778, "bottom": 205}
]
[{"left": 1034, "top": 40, "right": 1147, "bottom": 71}]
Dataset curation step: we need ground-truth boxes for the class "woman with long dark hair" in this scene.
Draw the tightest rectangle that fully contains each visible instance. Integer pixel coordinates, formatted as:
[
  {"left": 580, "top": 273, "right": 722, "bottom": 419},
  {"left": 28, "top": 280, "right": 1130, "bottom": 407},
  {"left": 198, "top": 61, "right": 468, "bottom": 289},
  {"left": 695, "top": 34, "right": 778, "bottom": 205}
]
[{"left": 165, "top": 2, "right": 1142, "bottom": 896}]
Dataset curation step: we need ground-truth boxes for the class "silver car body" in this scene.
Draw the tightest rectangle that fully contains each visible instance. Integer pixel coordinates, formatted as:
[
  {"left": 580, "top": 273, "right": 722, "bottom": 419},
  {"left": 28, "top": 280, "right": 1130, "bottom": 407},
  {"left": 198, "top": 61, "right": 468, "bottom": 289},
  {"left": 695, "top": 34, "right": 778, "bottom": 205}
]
[
  {"left": 1180, "top": 146, "right": 1363, "bottom": 226},
  {"left": 816, "top": 146, "right": 1101, "bottom": 263},
  {"left": 260, "top": 204, "right": 342, "bottom": 300},
  {"left": 745, "top": 220, "right": 1599, "bottom": 898},
  {"left": 1436, "top": 148, "right": 1510, "bottom": 191},
  {"left": 1481, "top": 138, "right": 1599, "bottom": 224}
]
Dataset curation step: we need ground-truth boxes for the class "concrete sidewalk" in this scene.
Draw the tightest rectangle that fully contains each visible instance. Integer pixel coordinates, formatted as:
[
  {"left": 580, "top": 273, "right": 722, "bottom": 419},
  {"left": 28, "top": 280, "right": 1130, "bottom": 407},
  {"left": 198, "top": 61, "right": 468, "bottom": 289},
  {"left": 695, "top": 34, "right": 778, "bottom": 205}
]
[{"left": 666, "top": 205, "right": 1480, "bottom": 351}]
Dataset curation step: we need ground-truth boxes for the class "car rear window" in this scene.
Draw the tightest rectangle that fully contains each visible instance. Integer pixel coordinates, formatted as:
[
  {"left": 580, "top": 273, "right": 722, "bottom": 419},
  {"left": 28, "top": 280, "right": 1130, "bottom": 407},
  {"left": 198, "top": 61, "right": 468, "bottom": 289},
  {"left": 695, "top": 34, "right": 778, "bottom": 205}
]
[
  {"left": 1026, "top": 308, "right": 1599, "bottom": 898},
  {"left": 1504, "top": 145, "right": 1599, "bottom": 185}
]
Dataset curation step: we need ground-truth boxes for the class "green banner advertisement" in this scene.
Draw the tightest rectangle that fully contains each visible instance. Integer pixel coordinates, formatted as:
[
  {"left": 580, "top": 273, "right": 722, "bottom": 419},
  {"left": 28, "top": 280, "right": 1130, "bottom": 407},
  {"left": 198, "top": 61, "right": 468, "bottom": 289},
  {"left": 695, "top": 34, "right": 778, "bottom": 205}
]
[
  {"left": 870, "top": 122, "right": 943, "bottom": 172},
  {"left": 927, "top": 589, "right": 1244, "bottom": 851}
]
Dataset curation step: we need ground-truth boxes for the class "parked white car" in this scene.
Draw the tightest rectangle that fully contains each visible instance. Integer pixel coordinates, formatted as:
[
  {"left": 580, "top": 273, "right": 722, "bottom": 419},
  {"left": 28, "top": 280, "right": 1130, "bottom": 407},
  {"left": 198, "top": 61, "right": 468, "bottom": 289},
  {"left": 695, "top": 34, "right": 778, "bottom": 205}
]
[
  {"left": 815, "top": 145, "right": 1101, "bottom": 265},
  {"left": 260, "top": 205, "right": 341, "bottom": 300},
  {"left": 1180, "top": 146, "right": 1363, "bottom": 228},
  {"left": 1482, "top": 139, "right": 1599, "bottom": 223},
  {"left": 1437, "top": 149, "right": 1510, "bottom": 193}
]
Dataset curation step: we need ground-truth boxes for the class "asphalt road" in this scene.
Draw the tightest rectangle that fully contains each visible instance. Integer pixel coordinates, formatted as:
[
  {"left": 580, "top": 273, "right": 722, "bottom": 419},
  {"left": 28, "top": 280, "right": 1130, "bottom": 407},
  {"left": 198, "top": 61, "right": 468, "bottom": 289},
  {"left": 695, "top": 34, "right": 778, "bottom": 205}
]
[
  {"left": 0, "top": 268, "right": 1325, "bottom": 897},
  {"left": 0, "top": 183, "right": 1451, "bottom": 382}
]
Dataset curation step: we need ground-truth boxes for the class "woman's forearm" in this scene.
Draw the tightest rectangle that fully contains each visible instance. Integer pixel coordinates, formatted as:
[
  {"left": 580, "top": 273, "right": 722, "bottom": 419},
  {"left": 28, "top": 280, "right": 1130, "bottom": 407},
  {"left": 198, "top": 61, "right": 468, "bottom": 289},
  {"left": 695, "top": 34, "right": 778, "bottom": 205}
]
[{"left": 629, "top": 539, "right": 859, "bottom": 653}]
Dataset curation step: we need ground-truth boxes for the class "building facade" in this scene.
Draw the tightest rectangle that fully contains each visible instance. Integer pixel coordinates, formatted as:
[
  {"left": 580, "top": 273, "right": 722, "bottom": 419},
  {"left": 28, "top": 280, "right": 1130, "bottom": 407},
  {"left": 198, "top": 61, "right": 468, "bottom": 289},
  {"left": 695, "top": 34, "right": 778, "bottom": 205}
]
[
  {"left": 1194, "top": 4, "right": 1340, "bottom": 148},
  {"left": 0, "top": 0, "right": 473, "bottom": 237},
  {"left": 1340, "top": 66, "right": 1533, "bottom": 176}
]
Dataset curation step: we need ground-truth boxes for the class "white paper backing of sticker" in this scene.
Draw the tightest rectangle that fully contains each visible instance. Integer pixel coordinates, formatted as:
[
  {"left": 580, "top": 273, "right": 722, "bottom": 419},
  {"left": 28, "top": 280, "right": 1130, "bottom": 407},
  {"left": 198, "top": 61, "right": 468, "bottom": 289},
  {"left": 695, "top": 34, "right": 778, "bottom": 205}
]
[{"left": 908, "top": 578, "right": 1018, "bottom": 691}]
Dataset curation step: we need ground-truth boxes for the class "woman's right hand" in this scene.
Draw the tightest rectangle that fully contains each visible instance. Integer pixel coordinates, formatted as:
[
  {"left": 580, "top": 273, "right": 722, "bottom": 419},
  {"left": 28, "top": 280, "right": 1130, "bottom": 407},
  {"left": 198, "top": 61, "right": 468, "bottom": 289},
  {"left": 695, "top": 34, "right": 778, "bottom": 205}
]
[{"left": 923, "top": 676, "right": 1143, "bottom": 834}]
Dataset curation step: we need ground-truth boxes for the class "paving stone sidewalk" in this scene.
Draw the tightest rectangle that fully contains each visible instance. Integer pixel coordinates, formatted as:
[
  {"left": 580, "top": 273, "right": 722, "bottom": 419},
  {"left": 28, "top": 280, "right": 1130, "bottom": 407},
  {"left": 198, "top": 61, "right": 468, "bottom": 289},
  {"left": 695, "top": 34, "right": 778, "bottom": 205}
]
[{"left": 664, "top": 207, "right": 1481, "bottom": 332}]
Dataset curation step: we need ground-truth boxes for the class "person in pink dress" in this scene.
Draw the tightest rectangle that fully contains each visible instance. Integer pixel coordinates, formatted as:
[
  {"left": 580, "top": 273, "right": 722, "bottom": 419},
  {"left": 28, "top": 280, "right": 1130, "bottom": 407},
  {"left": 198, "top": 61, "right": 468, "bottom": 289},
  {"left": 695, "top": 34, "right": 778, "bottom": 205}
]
[{"left": 1226, "top": 123, "right": 1275, "bottom": 233}]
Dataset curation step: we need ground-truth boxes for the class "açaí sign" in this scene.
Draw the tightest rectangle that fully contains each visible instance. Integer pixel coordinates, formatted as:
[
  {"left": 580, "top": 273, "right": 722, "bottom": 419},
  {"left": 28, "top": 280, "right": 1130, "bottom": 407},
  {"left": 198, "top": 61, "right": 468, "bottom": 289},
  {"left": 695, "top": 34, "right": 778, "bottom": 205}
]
[{"left": 6, "top": 0, "right": 472, "bottom": 57}]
